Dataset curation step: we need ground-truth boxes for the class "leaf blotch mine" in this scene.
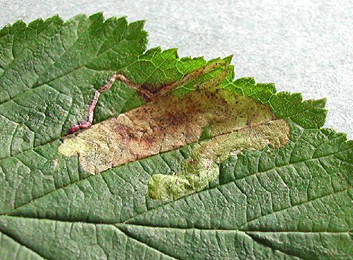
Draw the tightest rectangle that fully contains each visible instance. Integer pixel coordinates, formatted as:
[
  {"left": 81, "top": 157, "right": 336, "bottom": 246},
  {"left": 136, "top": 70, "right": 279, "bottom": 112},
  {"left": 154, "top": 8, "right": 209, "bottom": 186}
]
[
  {"left": 59, "top": 86, "right": 289, "bottom": 188},
  {"left": 58, "top": 60, "right": 290, "bottom": 199}
]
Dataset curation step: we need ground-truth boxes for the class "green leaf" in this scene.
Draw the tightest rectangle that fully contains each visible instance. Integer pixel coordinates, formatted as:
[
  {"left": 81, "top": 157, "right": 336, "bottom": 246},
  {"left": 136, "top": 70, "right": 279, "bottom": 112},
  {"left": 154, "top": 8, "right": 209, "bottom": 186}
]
[{"left": 0, "top": 13, "right": 352, "bottom": 260}]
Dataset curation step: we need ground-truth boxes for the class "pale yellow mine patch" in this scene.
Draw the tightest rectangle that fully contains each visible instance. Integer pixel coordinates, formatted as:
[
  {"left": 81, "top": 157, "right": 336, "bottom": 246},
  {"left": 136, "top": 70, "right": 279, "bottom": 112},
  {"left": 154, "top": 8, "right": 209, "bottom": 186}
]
[{"left": 58, "top": 86, "right": 290, "bottom": 176}]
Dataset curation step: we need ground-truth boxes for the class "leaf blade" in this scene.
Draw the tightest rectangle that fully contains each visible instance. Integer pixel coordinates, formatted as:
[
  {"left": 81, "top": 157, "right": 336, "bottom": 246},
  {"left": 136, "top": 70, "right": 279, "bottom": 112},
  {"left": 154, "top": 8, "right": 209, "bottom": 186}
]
[{"left": 0, "top": 13, "right": 352, "bottom": 260}]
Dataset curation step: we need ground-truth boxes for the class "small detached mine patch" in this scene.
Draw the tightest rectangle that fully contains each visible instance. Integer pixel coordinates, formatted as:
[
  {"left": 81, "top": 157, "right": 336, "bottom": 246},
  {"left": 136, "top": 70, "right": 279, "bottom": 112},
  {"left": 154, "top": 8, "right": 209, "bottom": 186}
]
[
  {"left": 59, "top": 60, "right": 290, "bottom": 200},
  {"left": 148, "top": 119, "right": 289, "bottom": 200}
]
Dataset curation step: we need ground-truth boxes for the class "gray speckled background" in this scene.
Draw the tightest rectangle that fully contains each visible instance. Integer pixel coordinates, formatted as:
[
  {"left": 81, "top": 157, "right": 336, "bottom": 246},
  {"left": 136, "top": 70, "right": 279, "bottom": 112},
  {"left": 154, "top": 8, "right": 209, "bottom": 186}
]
[{"left": 1, "top": 0, "right": 352, "bottom": 138}]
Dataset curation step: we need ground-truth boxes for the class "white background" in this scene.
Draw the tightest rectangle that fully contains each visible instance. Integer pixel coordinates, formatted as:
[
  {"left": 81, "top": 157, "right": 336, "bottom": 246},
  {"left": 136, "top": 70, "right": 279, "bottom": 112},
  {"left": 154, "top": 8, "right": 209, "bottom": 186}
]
[{"left": 1, "top": 0, "right": 352, "bottom": 138}]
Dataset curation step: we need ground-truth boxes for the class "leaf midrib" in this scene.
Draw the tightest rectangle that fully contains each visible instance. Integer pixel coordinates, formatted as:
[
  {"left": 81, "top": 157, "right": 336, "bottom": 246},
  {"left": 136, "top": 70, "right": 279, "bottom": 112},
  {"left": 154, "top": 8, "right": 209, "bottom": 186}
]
[
  {"left": 5, "top": 152, "right": 351, "bottom": 228},
  {"left": 2, "top": 116, "right": 285, "bottom": 214}
]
